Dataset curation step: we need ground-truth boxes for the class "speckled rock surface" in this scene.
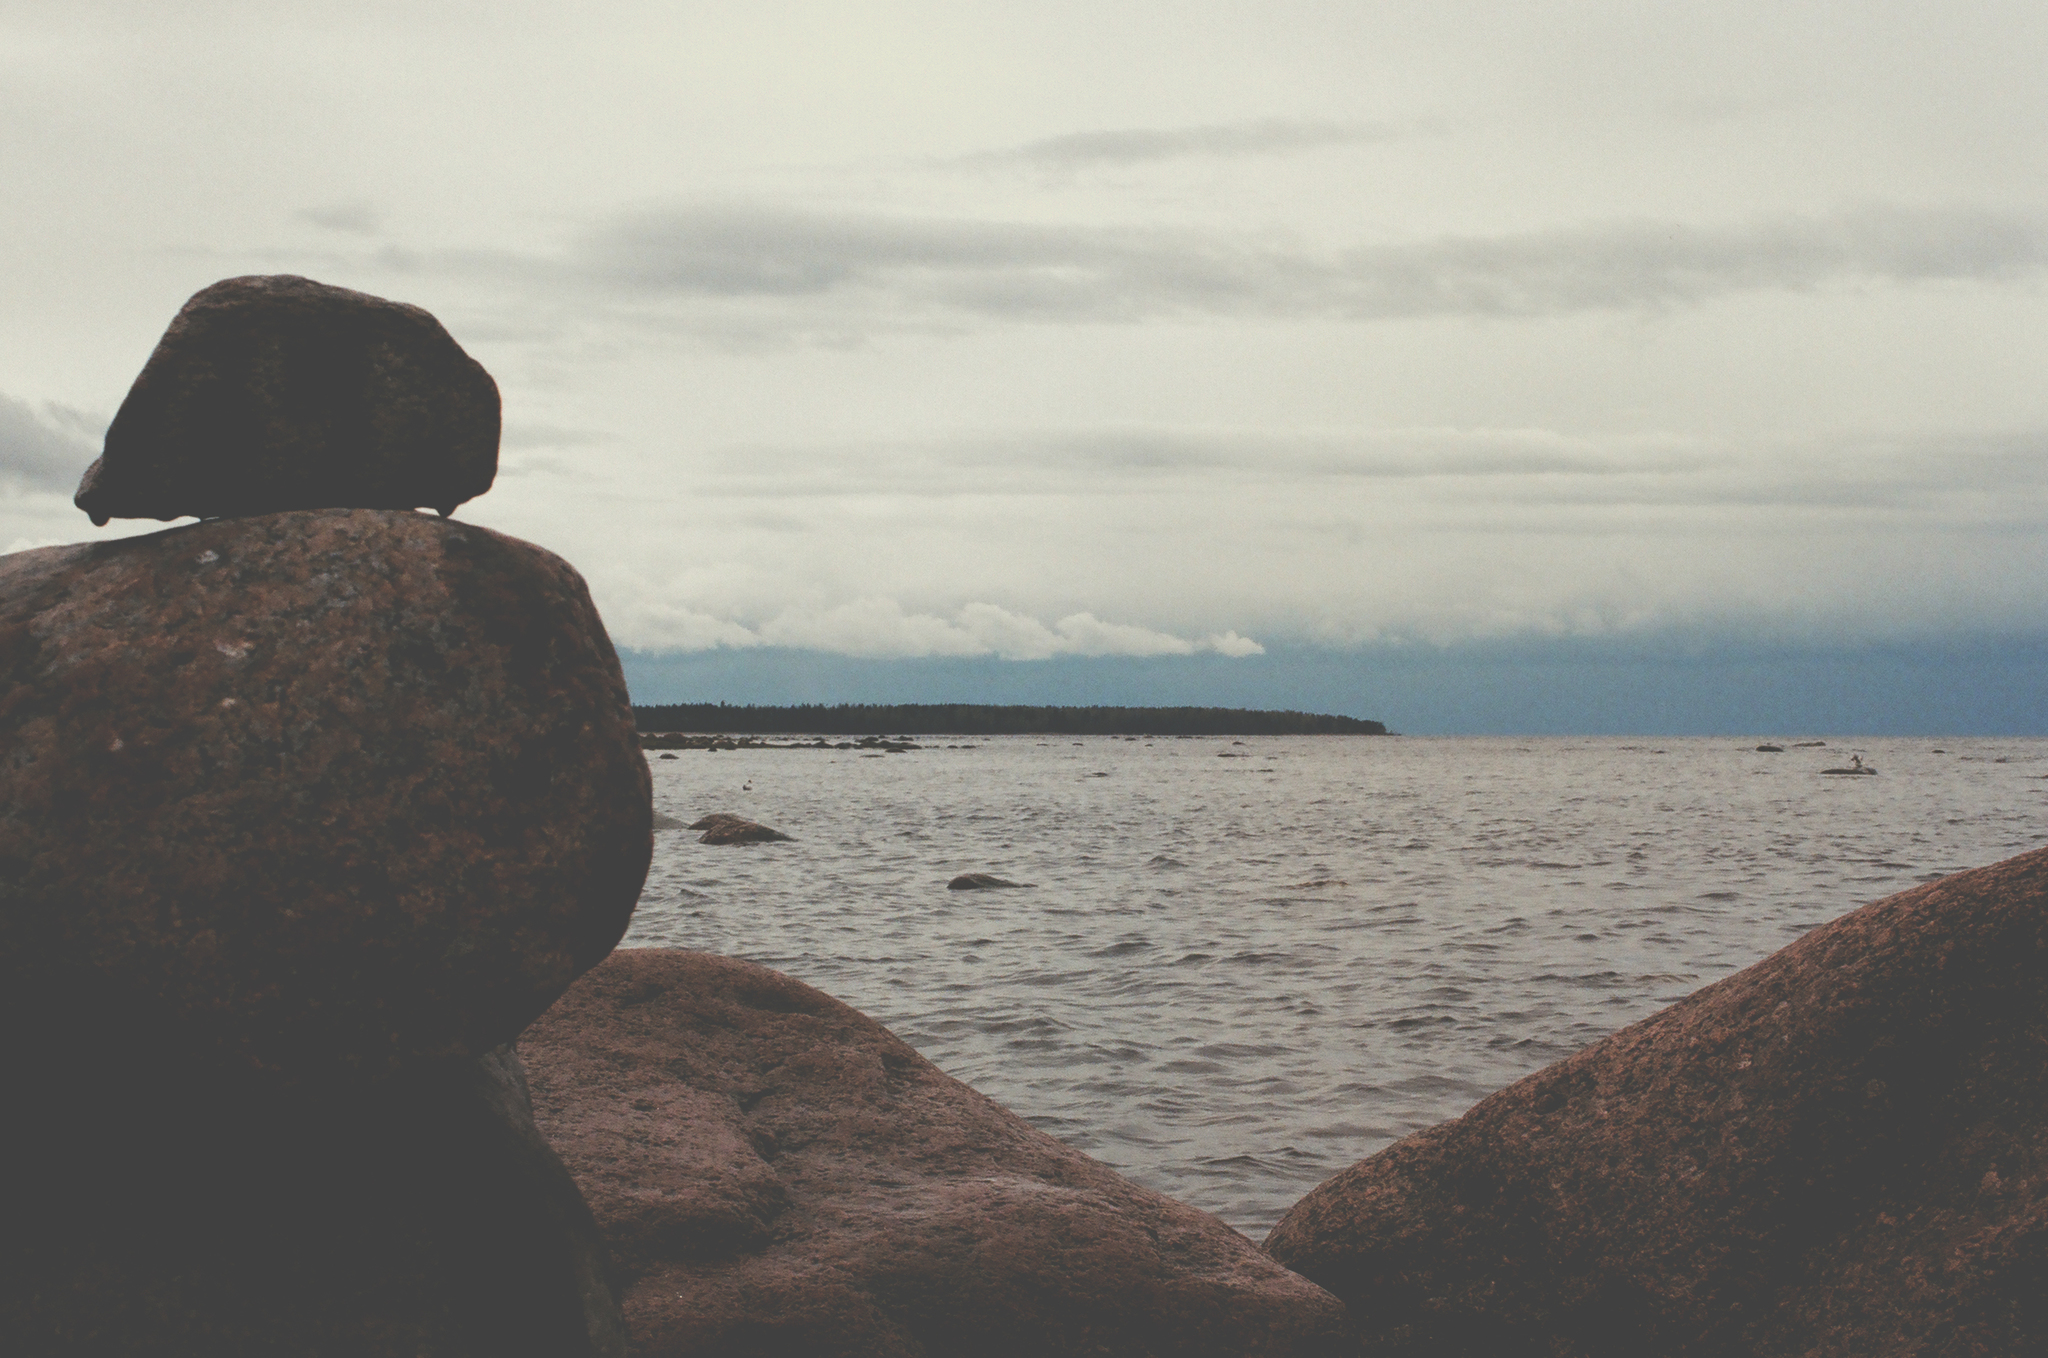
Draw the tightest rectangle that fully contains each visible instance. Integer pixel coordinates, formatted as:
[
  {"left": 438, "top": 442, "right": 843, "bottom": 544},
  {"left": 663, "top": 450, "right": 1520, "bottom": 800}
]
[
  {"left": 75, "top": 275, "right": 498, "bottom": 524},
  {"left": 522, "top": 948, "right": 1347, "bottom": 1358},
  {"left": 1264, "top": 845, "right": 2048, "bottom": 1357},
  {"left": 0, "top": 508, "right": 650, "bottom": 1081},
  {"left": 1, "top": 1047, "right": 625, "bottom": 1357}
]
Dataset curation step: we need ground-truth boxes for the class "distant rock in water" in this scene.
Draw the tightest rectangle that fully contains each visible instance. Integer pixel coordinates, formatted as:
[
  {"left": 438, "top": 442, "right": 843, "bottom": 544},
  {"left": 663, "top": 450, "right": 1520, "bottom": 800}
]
[
  {"left": 1265, "top": 845, "right": 2048, "bottom": 1357},
  {"left": 947, "top": 872, "right": 1032, "bottom": 890},
  {"left": 75, "top": 275, "right": 499, "bottom": 525},
  {"left": 521, "top": 948, "right": 1347, "bottom": 1358},
  {"left": 691, "top": 813, "right": 793, "bottom": 845},
  {"left": 0, "top": 508, "right": 650, "bottom": 1083}
]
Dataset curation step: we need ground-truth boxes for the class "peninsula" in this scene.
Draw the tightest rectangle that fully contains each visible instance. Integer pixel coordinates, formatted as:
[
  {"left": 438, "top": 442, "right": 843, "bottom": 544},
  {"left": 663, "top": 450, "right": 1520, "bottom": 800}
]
[{"left": 632, "top": 703, "right": 1387, "bottom": 736}]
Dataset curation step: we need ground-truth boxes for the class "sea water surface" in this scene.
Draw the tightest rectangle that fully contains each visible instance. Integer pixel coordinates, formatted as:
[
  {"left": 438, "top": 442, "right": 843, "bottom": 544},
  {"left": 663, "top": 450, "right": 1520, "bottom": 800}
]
[{"left": 621, "top": 735, "right": 2048, "bottom": 1238}]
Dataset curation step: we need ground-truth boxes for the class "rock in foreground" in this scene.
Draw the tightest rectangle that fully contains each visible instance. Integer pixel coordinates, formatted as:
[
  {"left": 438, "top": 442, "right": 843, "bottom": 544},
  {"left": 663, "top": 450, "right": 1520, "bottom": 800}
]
[
  {"left": 1265, "top": 846, "right": 2048, "bottom": 1357},
  {"left": 0, "top": 509, "right": 650, "bottom": 1081},
  {"left": 75, "top": 274, "right": 499, "bottom": 524},
  {"left": 1, "top": 1047, "right": 623, "bottom": 1356},
  {"left": 522, "top": 948, "right": 1346, "bottom": 1357}
]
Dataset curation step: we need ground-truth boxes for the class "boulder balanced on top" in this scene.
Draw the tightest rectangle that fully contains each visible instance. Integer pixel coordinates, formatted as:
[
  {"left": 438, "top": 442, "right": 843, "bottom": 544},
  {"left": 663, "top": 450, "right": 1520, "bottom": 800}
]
[{"left": 74, "top": 274, "right": 500, "bottom": 525}]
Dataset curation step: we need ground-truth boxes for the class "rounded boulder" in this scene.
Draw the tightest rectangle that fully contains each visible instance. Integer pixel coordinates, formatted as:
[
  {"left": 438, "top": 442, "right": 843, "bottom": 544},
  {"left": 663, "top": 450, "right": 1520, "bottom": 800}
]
[
  {"left": 75, "top": 274, "right": 499, "bottom": 524},
  {"left": 0, "top": 509, "right": 651, "bottom": 1082}
]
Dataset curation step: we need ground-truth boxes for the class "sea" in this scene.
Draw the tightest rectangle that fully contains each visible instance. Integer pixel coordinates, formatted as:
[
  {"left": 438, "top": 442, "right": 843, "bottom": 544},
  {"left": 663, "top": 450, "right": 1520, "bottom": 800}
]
[{"left": 620, "top": 734, "right": 2048, "bottom": 1239}]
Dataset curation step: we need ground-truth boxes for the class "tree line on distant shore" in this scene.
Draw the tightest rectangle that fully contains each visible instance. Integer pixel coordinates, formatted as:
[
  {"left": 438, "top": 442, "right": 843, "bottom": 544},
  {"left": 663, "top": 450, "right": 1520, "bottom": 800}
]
[{"left": 632, "top": 703, "right": 1388, "bottom": 736}]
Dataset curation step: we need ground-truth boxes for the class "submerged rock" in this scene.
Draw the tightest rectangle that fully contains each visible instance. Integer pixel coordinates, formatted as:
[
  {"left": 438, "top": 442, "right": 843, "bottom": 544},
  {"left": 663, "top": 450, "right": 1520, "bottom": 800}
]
[
  {"left": 0, "top": 509, "right": 650, "bottom": 1082},
  {"left": 690, "top": 812, "right": 792, "bottom": 844},
  {"left": 1264, "top": 845, "right": 2048, "bottom": 1357},
  {"left": 75, "top": 275, "right": 499, "bottom": 524},
  {"left": 947, "top": 872, "right": 1032, "bottom": 890},
  {"left": 1, "top": 1046, "right": 623, "bottom": 1356},
  {"left": 522, "top": 948, "right": 1346, "bottom": 1358}
]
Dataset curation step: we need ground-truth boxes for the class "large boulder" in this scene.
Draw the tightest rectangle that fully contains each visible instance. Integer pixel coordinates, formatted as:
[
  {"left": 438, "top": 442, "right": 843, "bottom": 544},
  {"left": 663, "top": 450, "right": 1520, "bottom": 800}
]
[
  {"left": 521, "top": 948, "right": 1347, "bottom": 1357},
  {"left": 1264, "top": 846, "right": 2048, "bottom": 1357},
  {"left": 75, "top": 275, "right": 499, "bottom": 524},
  {"left": 0, "top": 508, "right": 651, "bottom": 1082},
  {"left": 1, "top": 1046, "right": 624, "bottom": 1356}
]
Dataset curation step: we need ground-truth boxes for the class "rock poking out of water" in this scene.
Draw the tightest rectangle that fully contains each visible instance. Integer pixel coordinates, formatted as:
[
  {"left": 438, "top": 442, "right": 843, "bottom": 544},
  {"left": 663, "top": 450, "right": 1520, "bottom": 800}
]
[
  {"left": 947, "top": 872, "right": 1032, "bottom": 890},
  {"left": 0, "top": 508, "right": 650, "bottom": 1082},
  {"left": 1264, "top": 844, "right": 2048, "bottom": 1357},
  {"left": 3, "top": 1045, "right": 624, "bottom": 1356},
  {"left": 689, "top": 812, "right": 793, "bottom": 844},
  {"left": 74, "top": 275, "right": 499, "bottom": 525},
  {"left": 522, "top": 948, "right": 1347, "bottom": 1358}
]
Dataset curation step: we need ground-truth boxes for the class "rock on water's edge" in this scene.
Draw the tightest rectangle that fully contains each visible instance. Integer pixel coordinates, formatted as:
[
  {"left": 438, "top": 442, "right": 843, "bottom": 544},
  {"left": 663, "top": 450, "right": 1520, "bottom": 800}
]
[
  {"left": 1265, "top": 844, "right": 2048, "bottom": 1358},
  {"left": 75, "top": 274, "right": 499, "bottom": 524},
  {"left": 0, "top": 508, "right": 652, "bottom": 1083},
  {"left": 1, "top": 1045, "right": 624, "bottom": 1357},
  {"left": 522, "top": 947, "right": 1347, "bottom": 1358}
]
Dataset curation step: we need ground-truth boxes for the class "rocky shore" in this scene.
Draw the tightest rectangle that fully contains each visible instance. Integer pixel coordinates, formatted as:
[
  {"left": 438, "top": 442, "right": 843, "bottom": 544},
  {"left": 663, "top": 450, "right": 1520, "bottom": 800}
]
[{"left": 5, "top": 274, "right": 2041, "bottom": 1355}]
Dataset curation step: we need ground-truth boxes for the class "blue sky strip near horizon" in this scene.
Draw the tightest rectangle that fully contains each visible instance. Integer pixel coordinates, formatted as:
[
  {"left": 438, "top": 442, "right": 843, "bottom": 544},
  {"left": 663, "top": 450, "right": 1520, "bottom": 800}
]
[{"left": 3, "top": 3, "right": 2046, "bottom": 733}]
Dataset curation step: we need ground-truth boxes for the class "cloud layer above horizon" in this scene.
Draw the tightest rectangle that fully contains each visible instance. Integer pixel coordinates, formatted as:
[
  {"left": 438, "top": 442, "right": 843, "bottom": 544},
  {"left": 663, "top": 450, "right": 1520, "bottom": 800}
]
[{"left": 3, "top": 1, "right": 2046, "bottom": 700}]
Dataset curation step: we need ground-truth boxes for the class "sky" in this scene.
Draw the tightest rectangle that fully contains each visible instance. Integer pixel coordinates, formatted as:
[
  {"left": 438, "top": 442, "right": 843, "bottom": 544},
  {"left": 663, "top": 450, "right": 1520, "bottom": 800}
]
[{"left": 3, "top": 1, "right": 2046, "bottom": 733}]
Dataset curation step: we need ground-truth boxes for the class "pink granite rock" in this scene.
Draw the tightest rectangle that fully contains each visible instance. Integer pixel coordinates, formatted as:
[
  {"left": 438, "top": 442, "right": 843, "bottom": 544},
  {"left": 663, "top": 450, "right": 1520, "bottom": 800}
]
[
  {"left": 1265, "top": 846, "right": 2048, "bottom": 1357},
  {"left": 522, "top": 948, "right": 1347, "bottom": 1357},
  {"left": 75, "top": 275, "right": 499, "bottom": 524},
  {"left": 0, "top": 508, "right": 650, "bottom": 1081}
]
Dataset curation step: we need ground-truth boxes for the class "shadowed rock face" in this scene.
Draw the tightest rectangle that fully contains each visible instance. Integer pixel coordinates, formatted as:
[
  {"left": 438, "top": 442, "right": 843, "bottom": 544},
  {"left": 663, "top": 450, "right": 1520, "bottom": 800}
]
[
  {"left": 75, "top": 274, "right": 499, "bottom": 524},
  {"left": 0, "top": 508, "right": 651, "bottom": 1082},
  {"left": 522, "top": 948, "right": 1347, "bottom": 1358},
  {"left": 1, "top": 1047, "right": 624, "bottom": 1357},
  {"left": 1265, "top": 846, "right": 2048, "bottom": 1358}
]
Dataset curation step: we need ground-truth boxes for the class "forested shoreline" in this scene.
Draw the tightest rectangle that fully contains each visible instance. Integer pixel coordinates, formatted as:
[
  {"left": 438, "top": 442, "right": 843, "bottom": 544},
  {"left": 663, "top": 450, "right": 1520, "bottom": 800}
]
[{"left": 632, "top": 703, "right": 1388, "bottom": 736}]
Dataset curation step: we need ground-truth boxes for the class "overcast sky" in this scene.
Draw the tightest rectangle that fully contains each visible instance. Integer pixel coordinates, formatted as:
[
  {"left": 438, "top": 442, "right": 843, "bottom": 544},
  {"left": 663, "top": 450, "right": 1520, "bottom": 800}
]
[{"left": 4, "top": 2, "right": 2045, "bottom": 729}]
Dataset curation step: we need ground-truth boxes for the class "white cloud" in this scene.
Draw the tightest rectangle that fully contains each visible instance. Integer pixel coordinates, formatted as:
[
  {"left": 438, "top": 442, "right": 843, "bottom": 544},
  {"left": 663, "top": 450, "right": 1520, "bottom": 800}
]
[
  {"left": 294, "top": 200, "right": 381, "bottom": 235},
  {"left": 1047, "top": 611, "right": 1195, "bottom": 657},
  {"left": 514, "top": 202, "right": 2048, "bottom": 340},
  {"left": 0, "top": 394, "right": 96, "bottom": 494},
  {"left": 604, "top": 592, "right": 1259, "bottom": 661},
  {"left": 954, "top": 118, "right": 1431, "bottom": 170}
]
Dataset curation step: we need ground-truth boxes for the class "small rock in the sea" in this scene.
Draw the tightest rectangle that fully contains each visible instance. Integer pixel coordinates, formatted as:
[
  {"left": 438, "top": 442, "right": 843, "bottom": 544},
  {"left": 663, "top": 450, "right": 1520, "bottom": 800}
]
[
  {"left": 690, "top": 812, "right": 793, "bottom": 845},
  {"left": 947, "top": 872, "right": 1033, "bottom": 890},
  {"left": 74, "top": 274, "right": 499, "bottom": 525},
  {"left": 657, "top": 752, "right": 677, "bottom": 759},
  {"left": 1266, "top": 844, "right": 2048, "bottom": 1357},
  {"left": 521, "top": 948, "right": 1346, "bottom": 1357},
  {"left": 649, "top": 811, "right": 688, "bottom": 830}
]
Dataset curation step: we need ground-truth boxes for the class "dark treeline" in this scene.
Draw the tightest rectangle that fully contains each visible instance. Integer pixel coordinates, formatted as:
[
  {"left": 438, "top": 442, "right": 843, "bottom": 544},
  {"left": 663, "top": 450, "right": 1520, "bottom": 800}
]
[{"left": 632, "top": 703, "right": 1388, "bottom": 736}]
